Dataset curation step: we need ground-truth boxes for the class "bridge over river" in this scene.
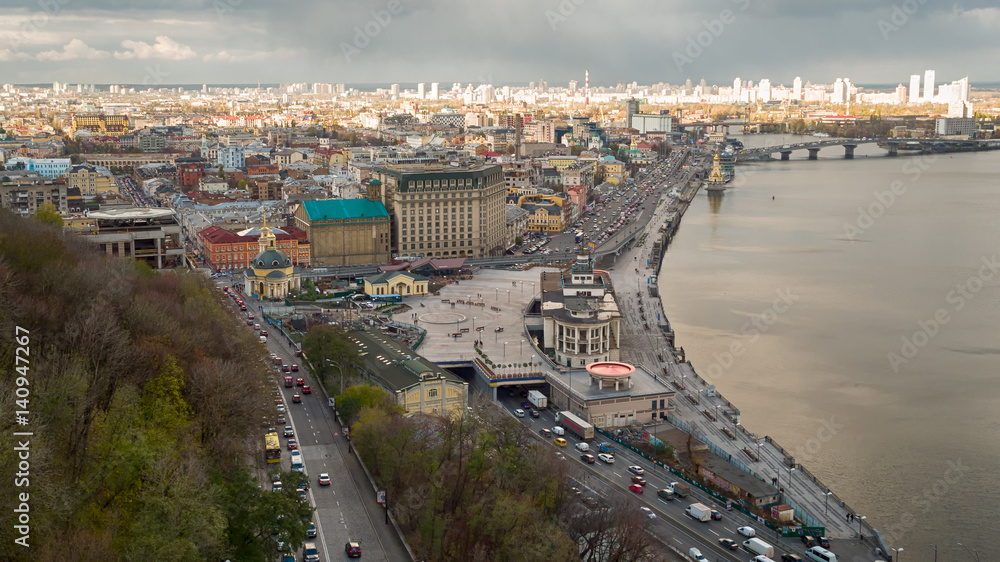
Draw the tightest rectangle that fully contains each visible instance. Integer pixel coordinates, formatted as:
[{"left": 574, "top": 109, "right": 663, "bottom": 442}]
[{"left": 737, "top": 137, "right": 1000, "bottom": 161}]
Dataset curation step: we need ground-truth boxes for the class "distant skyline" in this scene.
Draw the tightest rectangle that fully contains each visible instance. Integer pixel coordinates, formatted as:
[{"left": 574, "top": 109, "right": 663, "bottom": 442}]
[{"left": 1, "top": 1, "right": 998, "bottom": 86}]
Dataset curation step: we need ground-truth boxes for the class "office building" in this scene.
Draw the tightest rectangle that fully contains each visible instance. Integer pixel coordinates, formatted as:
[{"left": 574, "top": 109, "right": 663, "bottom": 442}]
[
  {"left": 923, "top": 69, "right": 935, "bottom": 101},
  {"left": 293, "top": 197, "right": 391, "bottom": 266},
  {"left": 909, "top": 74, "right": 921, "bottom": 103},
  {"left": 71, "top": 113, "right": 131, "bottom": 135},
  {"left": 629, "top": 113, "right": 673, "bottom": 134},
  {"left": 371, "top": 162, "right": 506, "bottom": 258},
  {"left": 793, "top": 77, "right": 802, "bottom": 100}
]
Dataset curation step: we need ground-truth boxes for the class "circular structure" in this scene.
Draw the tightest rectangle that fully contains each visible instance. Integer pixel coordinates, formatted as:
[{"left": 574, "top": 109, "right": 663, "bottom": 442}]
[
  {"left": 418, "top": 312, "right": 468, "bottom": 325},
  {"left": 586, "top": 361, "right": 636, "bottom": 377}
]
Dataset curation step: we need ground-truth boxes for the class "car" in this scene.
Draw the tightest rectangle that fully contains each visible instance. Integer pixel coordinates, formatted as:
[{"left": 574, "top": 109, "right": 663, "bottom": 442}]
[
  {"left": 295, "top": 377, "right": 304, "bottom": 385},
  {"left": 628, "top": 465, "right": 645, "bottom": 476},
  {"left": 580, "top": 453, "right": 595, "bottom": 464},
  {"left": 514, "top": 409, "right": 525, "bottom": 418},
  {"left": 345, "top": 541, "right": 362, "bottom": 558},
  {"left": 260, "top": 330, "right": 268, "bottom": 337},
  {"left": 817, "top": 537, "right": 830, "bottom": 548},
  {"left": 297, "top": 488, "right": 307, "bottom": 501},
  {"left": 598, "top": 453, "right": 615, "bottom": 464},
  {"left": 297, "top": 480, "right": 309, "bottom": 491},
  {"left": 306, "top": 522, "right": 317, "bottom": 538},
  {"left": 302, "top": 386, "right": 312, "bottom": 394},
  {"left": 711, "top": 509, "right": 722, "bottom": 520},
  {"left": 291, "top": 364, "right": 299, "bottom": 372},
  {"left": 240, "top": 305, "right": 248, "bottom": 311},
  {"left": 639, "top": 506, "right": 656, "bottom": 519},
  {"left": 781, "top": 555, "right": 804, "bottom": 562},
  {"left": 245, "top": 319, "right": 253, "bottom": 326},
  {"left": 276, "top": 415, "right": 286, "bottom": 424},
  {"left": 283, "top": 426, "right": 294, "bottom": 437},
  {"left": 521, "top": 401, "right": 532, "bottom": 410},
  {"left": 292, "top": 394, "right": 301, "bottom": 403},
  {"left": 272, "top": 481, "right": 282, "bottom": 492},
  {"left": 554, "top": 437, "right": 567, "bottom": 447},
  {"left": 801, "top": 535, "right": 817, "bottom": 548},
  {"left": 628, "top": 483, "right": 644, "bottom": 494},
  {"left": 254, "top": 323, "right": 261, "bottom": 330},
  {"left": 719, "top": 538, "right": 739, "bottom": 550},
  {"left": 318, "top": 473, "right": 331, "bottom": 486},
  {"left": 287, "top": 439, "right": 297, "bottom": 450},
  {"left": 539, "top": 428, "right": 552, "bottom": 437},
  {"left": 631, "top": 475, "right": 647, "bottom": 486},
  {"left": 247, "top": 313, "right": 255, "bottom": 319},
  {"left": 276, "top": 404, "right": 285, "bottom": 412},
  {"left": 530, "top": 410, "right": 540, "bottom": 418},
  {"left": 737, "top": 526, "right": 756, "bottom": 538}
]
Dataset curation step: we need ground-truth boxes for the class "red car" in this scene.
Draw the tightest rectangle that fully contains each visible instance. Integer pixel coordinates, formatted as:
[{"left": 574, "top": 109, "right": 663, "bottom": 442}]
[
  {"left": 295, "top": 377, "right": 304, "bottom": 386},
  {"left": 247, "top": 313, "right": 255, "bottom": 319},
  {"left": 628, "top": 483, "right": 644, "bottom": 494},
  {"left": 292, "top": 394, "right": 301, "bottom": 403},
  {"left": 287, "top": 439, "right": 297, "bottom": 450},
  {"left": 302, "top": 386, "right": 312, "bottom": 394},
  {"left": 240, "top": 305, "right": 247, "bottom": 311}
]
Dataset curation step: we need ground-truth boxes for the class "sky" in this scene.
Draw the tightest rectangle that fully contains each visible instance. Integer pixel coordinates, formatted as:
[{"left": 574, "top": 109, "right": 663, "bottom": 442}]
[{"left": 0, "top": 0, "right": 998, "bottom": 88}]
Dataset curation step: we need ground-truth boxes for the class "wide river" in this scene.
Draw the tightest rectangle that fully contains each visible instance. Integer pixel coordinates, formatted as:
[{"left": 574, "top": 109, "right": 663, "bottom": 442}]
[{"left": 658, "top": 134, "right": 1000, "bottom": 561}]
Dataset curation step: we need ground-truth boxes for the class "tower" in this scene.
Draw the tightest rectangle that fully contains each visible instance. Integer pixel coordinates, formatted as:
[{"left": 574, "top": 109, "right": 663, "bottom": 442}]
[
  {"left": 923, "top": 69, "right": 935, "bottom": 101},
  {"left": 585, "top": 69, "right": 589, "bottom": 107}
]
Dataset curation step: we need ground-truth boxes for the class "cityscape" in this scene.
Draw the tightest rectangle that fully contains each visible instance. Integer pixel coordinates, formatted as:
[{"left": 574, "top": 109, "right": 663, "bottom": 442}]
[{"left": 1, "top": 2, "right": 998, "bottom": 562}]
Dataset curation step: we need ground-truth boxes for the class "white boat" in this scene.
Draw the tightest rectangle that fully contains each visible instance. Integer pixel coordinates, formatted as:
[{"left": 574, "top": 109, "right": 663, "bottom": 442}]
[{"left": 813, "top": 132, "right": 830, "bottom": 138}]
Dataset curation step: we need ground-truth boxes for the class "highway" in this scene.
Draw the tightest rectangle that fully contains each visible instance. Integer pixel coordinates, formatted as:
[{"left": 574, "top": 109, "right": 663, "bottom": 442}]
[{"left": 218, "top": 278, "right": 410, "bottom": 562}]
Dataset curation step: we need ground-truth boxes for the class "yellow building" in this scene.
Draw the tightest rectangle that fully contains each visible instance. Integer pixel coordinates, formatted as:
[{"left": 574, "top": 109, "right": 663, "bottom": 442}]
[
  {"left": 517, "top": 193, "right": 566, "bottom": 233},
  {"left": 66, "top": 163, "right": 116, "bottom": 196},
  {"left": 349, "top": 329, "right": 469, "bottom": 418},
  {"left": 546, "top": 155, "right": 578, "bottom": 171},
  {"left": 362, "top": 271, "right": 429, "bottom": 297},
  {"left": 242, "top": 216, "right": 303, "bottom": 299},
  {"left": 71, "top": 114, "right": 131, "bottom": 135}
]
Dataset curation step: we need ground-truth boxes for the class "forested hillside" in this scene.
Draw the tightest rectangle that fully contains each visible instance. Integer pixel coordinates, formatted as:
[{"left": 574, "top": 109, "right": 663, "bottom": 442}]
[{"left": 0, "top": 210, "right": 306, "bottom": 561}]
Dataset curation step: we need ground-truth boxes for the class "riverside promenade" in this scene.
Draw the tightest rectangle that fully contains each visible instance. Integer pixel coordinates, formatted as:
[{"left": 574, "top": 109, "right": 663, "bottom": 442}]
[{"left": 604, "top": 163, "right": 889, "bottom": 557}]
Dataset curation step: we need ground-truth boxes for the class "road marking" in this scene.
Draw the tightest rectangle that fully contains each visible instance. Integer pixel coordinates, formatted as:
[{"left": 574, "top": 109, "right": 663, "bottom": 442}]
[
  {"left": 672, "top": 538, "right": 682, "bottom": 544},
  {"left": 708, "top": 529, "right": 719, "bottom": 536}
]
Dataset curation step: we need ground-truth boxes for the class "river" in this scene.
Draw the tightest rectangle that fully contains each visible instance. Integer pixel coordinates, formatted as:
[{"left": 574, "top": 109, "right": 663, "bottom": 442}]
[{"left": 658, "top": 134, "right": 1000, "bottom": 561}]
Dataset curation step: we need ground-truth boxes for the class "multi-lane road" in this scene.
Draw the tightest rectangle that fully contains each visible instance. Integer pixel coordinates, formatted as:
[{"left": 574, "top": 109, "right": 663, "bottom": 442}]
[{"left": 219, "top": 278, "right": 409, "bottom": 562}]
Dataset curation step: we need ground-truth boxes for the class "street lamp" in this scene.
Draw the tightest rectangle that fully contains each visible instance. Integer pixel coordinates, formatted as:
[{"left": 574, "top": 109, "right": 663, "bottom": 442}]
[
  {"left": 891, "top": 548, "right": 903, "bottom": 562},
  {"left": 857, "top": 515, "right": 866, "bottom": 536},
  {"left": 473, "top": 316, "right": 476, "bottom": 333},
  {"left": 715, "top": 404, "right": 720, "bottom": 420},
  {"left": 520, "top": 339, "right": 525, "bottom": 356},
  {"left": 957, "top": 543, "right": 981, "bottom": 562},
  {"left": 326, "top": 359, "right": 346, "bottom": 395},
  {"left": 495, "top": 287, "right": 498, "bottom": 301},
  {"left": 787, "top": 466, "right": 795, "bottom": 488},
  {"left": 507, "top": 290, "right": 510, "bottom": 303},
  {"left": 504, "top": 341, "right": 508, "bottom": 359},
  {"left": 824, "top": 491, "right": 832, "bottom": 514},
  {"left": 929, "top": 544, "right": 937, "bottom": 562}
]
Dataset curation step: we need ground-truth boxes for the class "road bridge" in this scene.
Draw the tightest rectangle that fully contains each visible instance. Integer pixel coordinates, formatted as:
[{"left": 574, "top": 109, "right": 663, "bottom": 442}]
[{"left": 737, "top": 138, "right": 1000, "bottom": 161}]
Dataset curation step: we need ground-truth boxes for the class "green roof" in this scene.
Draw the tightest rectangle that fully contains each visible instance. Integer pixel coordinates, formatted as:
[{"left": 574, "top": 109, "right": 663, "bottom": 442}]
[
  {"left": 364, "top": 271, "right": 428, "bottom": 285},
  {"left": 302, "top": 199, "right": 388, "bottom": 221}
]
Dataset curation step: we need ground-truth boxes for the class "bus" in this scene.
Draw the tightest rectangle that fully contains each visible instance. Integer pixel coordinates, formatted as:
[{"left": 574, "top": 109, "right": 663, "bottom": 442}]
[
  {"left": 575, "top": 230, "right": 584, "bottom": 243},
  {"left": 371, "top": 294, "right": 402, "bottom": 303},
  {"left": 265, "top": 431, "right": 281, "bottom": 464}
]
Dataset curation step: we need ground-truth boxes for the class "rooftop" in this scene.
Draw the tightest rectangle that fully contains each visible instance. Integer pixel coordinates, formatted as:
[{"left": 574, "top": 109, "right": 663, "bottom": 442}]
[
  {"left": 301, "top": 198, "right": 389, "bottom": 221},
  {"left": 348, "top": 328, "right": 464, "bottom": 393}
]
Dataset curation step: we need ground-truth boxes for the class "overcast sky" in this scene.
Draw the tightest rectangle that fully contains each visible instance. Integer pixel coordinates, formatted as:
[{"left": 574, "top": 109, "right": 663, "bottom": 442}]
[{"left": 0, "top": 0, "right": 997, "bottom": 88}]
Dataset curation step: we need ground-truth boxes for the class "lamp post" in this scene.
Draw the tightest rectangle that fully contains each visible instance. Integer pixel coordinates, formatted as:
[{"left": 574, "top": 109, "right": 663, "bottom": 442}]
[
  {"left": 473, "top": 316, "right": 476, "bottom": 333},
  {"left": 957, "top": 543, "right": 981, "bottom": 562},
  {"left": 891, "top": 548, "right": 903, "bottom": 562},
  {"left": 326, "top": 359, "right": 346, "bottom": 395},
  {"left": 495, "top": 287, "right": 498, "bottom": 301},
  {"left": 929, "top": 544, "right": 937, "bottom": 562},
  {"left": 857, "top": 515, "right": 866, "bottom": 537},
  {"left": 504, "top": 341, "right": 508, "bottom": 359},
  {"left": 507, "top": 290, "right": 510, "bottom": 303},
  {"left": 714, "top": 404, "right": 720, "bottom": 421},
  {"left": 824, "top": 491, "right": 832, "bottom": 514},
  {"left": 755, "top": 441, "right": 761, "bottom": 459},
  {"left": 787, "top": 466, "right": 795, "bottom": 488},
  {"left": 520, "top": 339, "right": 525, "bottom": 356}
]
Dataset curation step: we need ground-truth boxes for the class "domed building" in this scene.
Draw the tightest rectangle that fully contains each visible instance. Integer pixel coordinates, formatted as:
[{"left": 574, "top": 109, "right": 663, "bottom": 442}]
[{"left": 243, "top": 215, "right": 302, "bottom": 299}]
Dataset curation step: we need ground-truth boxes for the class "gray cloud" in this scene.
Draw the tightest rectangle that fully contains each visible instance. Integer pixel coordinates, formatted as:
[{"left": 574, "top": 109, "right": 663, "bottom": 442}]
[{"left": 0, "top": 0, "right": 997, "bottom": 86}]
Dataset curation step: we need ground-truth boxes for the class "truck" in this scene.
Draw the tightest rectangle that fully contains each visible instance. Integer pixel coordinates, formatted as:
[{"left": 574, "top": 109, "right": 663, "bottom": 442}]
[
  {"left": 742, "top": 538, "right": 775, "bottom": 558},
  {"left": 597, "top": 442, "right": 617, "bottom": 454},
  {"left": 669, "top": 482, "right": 690, "bottom": 498},
  {"left": 656, "top": 488, "right": 675, "bottom": 501},
  {"left": 528, "top": 390, "right": 547, "bottom": 409},
  {"left": 554, "top": 411, "right": 594, "bottom": 440},
  {"left": 284, "top": 376, "right": 293, "bottom": 388},
  {"left": 685, "top": 502, "right": 712, "bottom": 522}
]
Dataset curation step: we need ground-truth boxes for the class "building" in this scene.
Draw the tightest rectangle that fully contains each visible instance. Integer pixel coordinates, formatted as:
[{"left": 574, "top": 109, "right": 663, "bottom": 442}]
[
  {"left": 175, "top": 157, "right": 208, "bottom": 190},
  {"left": 539, "top": 254, "right": 622, "bottom": 367},
  {"left": 5, "top": 157, "right": 71, "bottom": 179},
  {"left": 429, "top": 113, "right": 465, "bottom": 128},
  {"left": 935, "top": 117, "right": 975, "bottom": 137},
  {"left": 0, "top": 178, "right": 67, "bottom": 216},
  {"left": 348, "top": 328, "right": 468, "bottom": 417},
  {"left": 242, "top": 219, "right": 303, "bottom": 299},
  {"left": 561, "top": 161, "right": 595, "bottom": 190},
  {"left": 908, "top": 74, "right": 921, "bottom": 103},
  {"left": 517, "top": 193, "right": 566, "bottom": 233},
  {"left": 505, "top": 204, "right": 530, "bottom": 248},
  {"left": 923, "top": 69, "right": 935, "bottom": 101},
  {"left": 217, "top": 145, "right": 246, "bottom": 169},
  {"left": 80, "top": 153, "right": 174, "bottom": 170},
  {"left": 293, "top": 197, "right": 391, "bottom": 266},
  {"left": 71, "top": 113, "right": 131, "bottom": 135},
  {"left": 362, "top": 270, "right": 429, "bottom": 297},
  {"left": 81, "top": 208, "right": 184, "bottom": 269},
  {"left": 629, "top": 113, "right": 673, "bottom": 134},
  {"left": 199, "top": 224, "right": 310, "bottom": 271},
  {"left": 66, "top": 163, "right": 115, "bottom": 196},
  {"left": 371, "top": 162, "right": 507, "bottom": 258}
]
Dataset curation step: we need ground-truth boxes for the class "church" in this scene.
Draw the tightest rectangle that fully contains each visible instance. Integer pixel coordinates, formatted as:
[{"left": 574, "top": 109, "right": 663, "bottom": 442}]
[{"left": 243, "top": 215, "right": 303, "bottom": 299}]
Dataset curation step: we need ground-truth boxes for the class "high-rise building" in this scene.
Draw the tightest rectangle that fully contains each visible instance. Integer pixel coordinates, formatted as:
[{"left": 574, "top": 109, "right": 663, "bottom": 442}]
[
  {"left": 417, "top": 82, "right": 425, "bottom": 99},
  {"left": 625, "top": 98, "right": 640, "bottom": 127},
  {"left": 923, "top": 69, "right": 935, "bottom": 101},
  {"left": 909, "top": 74, "right": 921, "bottom": 103},
  {"left": 371, "top": 162, "right": 507, "bottom": 258},
  {"left": 390, "top": 83, "right": 400, "bottom": 97},
  {"left": 832, "top": 78, "right": 845, "bottom": 103},
  {"left": 568, "top": 80, "right": 578, "bottom": 94},
  {"left": 733, "top": 77, "right": 742, "bottom": 99},
  {"left": 757, "top": 78, "right": 772, "bottom": 103},
  {"left": 793, "top": 76, "right": 803, "bottom": 100},
  {"left": 429, "top": 82, "right": 439, "bottom": 100}
]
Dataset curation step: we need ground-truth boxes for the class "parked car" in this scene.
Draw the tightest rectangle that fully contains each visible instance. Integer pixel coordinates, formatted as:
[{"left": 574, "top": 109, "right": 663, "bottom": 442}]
[
  {"left": 306, "top": 522, "right": 316, "bottom": 538},
  {"left": 287, "top": 439, "right": 297, "bottom": 450}
]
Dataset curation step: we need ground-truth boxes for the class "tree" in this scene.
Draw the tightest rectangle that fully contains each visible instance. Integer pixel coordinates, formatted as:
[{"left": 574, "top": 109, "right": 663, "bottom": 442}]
[
  {"left": 237, "top": 179, "right": 247, "bottom": 190},
  {"left": 218, "top": 165, "right": 225, "bottom": 178},
  {"left": 302, "top": 324, "right": 361, "bottom": 390},
  {"left": 515, "top": 236, "right": 524, "bottom": 246},
  {"left": 34, "top": 202, "right": 64, "bottom": 228},
  {"left": 335, "top": 385, "right": 399, "bottom": 426},
  {"left": 305, "top": 126, "right": 318, "bottom": 137}
]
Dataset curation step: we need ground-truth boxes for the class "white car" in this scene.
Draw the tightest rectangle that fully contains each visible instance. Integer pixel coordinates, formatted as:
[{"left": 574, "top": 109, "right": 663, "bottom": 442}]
[
  {"left": 597, "top": 453, "right": 615, "bottom": 464},
  {"left": 276, "top": 404, "right": 285, "bottom": 413},
  {"left": 627, "top": 465, "right": 644, "bottom": 476},
  {"left": 640, "top": 506, "right": 656, "bottom": 519},
  {"left": 514, "top": 409, "right": 525, "bottom": 418},
  {"left": 737, "top": 526, "right": 756, "bottom": 538}
]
